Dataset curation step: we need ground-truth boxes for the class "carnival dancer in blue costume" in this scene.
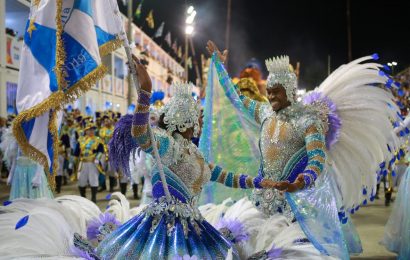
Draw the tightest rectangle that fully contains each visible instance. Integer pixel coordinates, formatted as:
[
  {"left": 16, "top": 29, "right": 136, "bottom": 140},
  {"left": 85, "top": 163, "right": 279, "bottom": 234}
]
[
  {"left": 72, "top": 56, "right": 280, "bottom": 260},
  {"left": 204, "top": 41, "right": 401, "bottom": 259}
]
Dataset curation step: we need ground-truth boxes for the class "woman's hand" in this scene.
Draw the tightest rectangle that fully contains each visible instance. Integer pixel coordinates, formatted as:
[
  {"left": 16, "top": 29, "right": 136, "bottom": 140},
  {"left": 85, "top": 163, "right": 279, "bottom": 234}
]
[
  {"left": 274, "top": 174, "right": 305, "bottom": 193},
  {"left": 128, "top": 55, "right": 152, "bottom": 92},
  {"left": 206, "top": 40, "right": 228, "bottom": 63}
]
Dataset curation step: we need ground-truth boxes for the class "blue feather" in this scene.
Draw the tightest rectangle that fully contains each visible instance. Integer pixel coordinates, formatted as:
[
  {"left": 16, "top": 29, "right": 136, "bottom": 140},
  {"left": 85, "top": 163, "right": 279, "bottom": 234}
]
[
  {"left": 383, "top": 64, "right": 391, "bottom": 72},
  {"left": 15, "top": 215, "right": 29, "bottom": 230},
  {"left": 379, "top": 161, "right": 386, "bottom": 169},
  {"left": 3, "top": 201, "right": 12, "bottom": 206}
]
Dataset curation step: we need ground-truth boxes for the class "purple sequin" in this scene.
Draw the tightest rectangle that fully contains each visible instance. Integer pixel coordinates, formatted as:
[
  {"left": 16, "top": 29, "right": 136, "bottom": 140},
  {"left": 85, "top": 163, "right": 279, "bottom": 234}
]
[
  {"left": 253, "top": 176, "right": 263, "bottom": 189},
  {"left": 138, "top": 90, "right": 152, "bottom": 105},
  {"left": 239, "top": 175, "right": 248, "bottom": 189},
  {"left": 133, "top": 111, "right": 149, "bottom": 126}
]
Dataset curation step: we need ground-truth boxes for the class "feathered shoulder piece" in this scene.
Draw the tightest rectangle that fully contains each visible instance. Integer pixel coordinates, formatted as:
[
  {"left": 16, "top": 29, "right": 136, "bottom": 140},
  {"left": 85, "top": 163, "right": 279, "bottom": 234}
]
[
  {"left": 303, "top": 92, "right": 341, "bottom": 150},
  {"left": 302, "top": 54, "right": 401, "bottom": 214}
]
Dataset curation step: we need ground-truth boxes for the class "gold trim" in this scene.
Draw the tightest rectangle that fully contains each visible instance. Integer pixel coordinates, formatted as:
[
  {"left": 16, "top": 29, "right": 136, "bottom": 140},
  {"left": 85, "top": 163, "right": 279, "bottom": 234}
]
[
  {"left": 255, "top": 103, "right": 261, "bottom": 124},
  {"left": 13, "top": 65, "right": 107, "bottom": 179},
  {"left": 55, "top": 0, "right": 67, "bottom": 91},
  {"left": 99, "top": 38, "right": 123, "bottom": 57},
  {"left": 13, "top": 0, "right": 115, "bottom": 190},
  {"left": 65, "top": 65, "right": 107, "bottom": 98},
  {"left": 48, "top": 110, "right": 58, "bottom": 189}
]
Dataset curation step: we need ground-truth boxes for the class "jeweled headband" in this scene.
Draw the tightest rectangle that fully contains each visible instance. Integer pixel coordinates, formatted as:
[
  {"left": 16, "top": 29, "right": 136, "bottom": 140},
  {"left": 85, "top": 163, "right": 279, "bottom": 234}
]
[
  {"left": 161, "top": 82, "right": 201, "bottom": 137},
  {"left": 265, "top": 56, "right": 297, "bottom": 104}
]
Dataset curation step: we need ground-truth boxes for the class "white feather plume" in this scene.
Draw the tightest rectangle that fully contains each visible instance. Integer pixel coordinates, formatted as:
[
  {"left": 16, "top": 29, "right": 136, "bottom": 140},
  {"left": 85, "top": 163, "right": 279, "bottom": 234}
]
[
  {"left": 313, "top": 55, "right": 400, "bottom": 212},
  {"left": 104, "top": 192, "right": 132, "bottom": 223},
  {"left": 0, "top": 199, "right": 81, "bottom": 258}
]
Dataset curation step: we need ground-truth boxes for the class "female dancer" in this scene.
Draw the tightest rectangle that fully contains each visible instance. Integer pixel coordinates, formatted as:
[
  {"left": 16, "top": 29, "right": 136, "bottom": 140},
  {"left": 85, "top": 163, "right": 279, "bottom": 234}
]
[{"left": 73, "top": 56, "right": 280, "bottom": 259}]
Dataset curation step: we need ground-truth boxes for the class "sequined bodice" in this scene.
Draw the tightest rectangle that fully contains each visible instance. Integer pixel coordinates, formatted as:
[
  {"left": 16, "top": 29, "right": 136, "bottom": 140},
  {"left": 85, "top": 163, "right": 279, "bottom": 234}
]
[
  {"left": 260, "top": 105, "right": 306, "bottom": 181},
  {"left": 168, "top": 133, "right": 211, "bottom": 197}
]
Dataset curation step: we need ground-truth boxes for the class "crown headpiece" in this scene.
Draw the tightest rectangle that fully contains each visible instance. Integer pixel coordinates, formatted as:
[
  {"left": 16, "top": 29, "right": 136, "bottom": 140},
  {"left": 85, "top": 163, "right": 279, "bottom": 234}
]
[
  {"left": 161, "top": 82, "right": 201, "bottom": 137},
  {"left": 265, "top": 55, "right": 297, "bottom": 104}
]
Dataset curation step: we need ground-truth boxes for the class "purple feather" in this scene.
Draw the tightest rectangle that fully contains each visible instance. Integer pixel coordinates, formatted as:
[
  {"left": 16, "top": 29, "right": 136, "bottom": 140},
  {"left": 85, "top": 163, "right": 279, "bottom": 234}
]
[
  {"left": 108, "top": 114, "right": 138, "bottom": 177},
  {"left": 215, "top": 218, "right": 249, "bottom": 243},
  {"left": 303, "top": 92, "right": 342, "bottom": 150},
  {"left": 267, "top": 244, "right": 283, "bottom": 259},
  {"left": 86, "top": 213, "right": 120, "bottom": 241},
  {"left": 70, "top": 245, "right": 95, "bottom": 260}
]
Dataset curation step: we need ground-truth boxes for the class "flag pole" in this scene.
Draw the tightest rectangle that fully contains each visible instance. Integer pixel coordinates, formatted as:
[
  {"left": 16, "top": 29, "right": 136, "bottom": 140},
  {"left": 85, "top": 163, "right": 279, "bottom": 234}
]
[
  {"left": 110, "top": 0, "right": 172, "bottom": 201},
  {"left": 127, "top": 0, "right": 134, "bottom": 106}
]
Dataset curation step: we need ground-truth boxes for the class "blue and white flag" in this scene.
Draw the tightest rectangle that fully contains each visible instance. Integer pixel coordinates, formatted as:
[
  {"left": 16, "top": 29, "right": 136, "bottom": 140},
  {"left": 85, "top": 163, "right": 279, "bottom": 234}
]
[
  {"left": 92, "top": 0, "right": 124, "bottom": 56},
  {"left": 13, "top": 0, "right": 123, "bottom": 184}
]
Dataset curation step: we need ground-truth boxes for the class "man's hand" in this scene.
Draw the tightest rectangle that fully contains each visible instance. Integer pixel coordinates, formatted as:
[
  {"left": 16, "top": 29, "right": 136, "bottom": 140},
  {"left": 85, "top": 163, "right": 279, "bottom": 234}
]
[
  {"left": 206, "top": 40, "right": 228, "bottom": 63},
  {"left": 274, "top": 174, "right": 306, "bottom": 193}
]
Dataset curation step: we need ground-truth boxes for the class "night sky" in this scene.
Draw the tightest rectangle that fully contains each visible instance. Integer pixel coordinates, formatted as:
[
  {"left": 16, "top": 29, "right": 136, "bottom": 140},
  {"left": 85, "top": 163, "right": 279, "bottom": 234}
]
[{"left": 119, "top": 0, "right": 410, "bottom": 89}]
